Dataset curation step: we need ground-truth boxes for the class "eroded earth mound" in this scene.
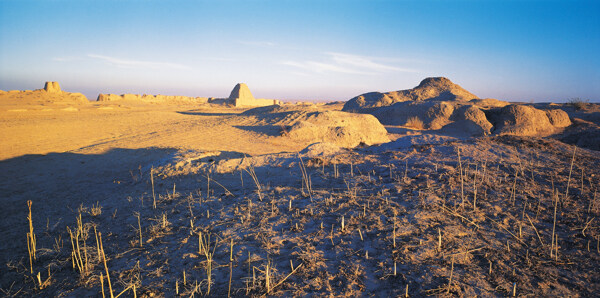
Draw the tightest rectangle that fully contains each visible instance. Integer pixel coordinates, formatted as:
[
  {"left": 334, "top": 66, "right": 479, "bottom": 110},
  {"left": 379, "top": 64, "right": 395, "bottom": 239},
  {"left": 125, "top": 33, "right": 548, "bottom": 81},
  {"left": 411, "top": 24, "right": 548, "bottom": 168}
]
[
  {"left": 342, "top": 77, "right": 572, "bottom": 137},
  {"left": 0, "top": 81, "right": 88, "bottom": 104},
  {"left": 343, "top": 77, "right": 478, "bottom": 111},
  {"left": 242, "top": 105, "right": 390, "bottom": 148}
]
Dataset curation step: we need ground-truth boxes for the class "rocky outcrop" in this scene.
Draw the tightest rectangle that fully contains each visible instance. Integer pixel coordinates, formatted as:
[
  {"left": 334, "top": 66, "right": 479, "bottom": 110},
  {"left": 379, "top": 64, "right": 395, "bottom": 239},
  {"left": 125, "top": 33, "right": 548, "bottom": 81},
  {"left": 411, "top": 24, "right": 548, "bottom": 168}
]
[{"left": 44, "top": 81, "right": 61, "bottom": 93}]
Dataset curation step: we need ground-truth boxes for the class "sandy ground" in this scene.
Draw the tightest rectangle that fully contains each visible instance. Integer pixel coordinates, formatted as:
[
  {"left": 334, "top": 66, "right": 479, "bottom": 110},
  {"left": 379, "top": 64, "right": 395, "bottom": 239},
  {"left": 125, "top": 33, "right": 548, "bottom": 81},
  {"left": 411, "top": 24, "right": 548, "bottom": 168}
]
[
  {"left": 1, "top": 98, "right": 599, "bottom": 296},
  {"left": 0, "top": 102, "right": 310, "bottom": 160}
]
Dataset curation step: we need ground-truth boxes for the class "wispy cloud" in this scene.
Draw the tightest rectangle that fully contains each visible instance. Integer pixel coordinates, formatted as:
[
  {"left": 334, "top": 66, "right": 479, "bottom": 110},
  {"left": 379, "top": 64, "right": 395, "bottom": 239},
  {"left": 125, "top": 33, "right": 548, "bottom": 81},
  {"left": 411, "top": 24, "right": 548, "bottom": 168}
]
[
  {"left": 87, "top": 54, "right": 190, "bottom": 70},
  {"left": 239, "top": 41, "right": 277, "bottom": 47},
  {"left": 282, "top": 52, "right": 418, "bottom": 75},
  {"left": 281, "top": 60, "right": 371, "bottom": 75},
  {"left": 52, "top": 56, "right": 83, "bottom": 62}
]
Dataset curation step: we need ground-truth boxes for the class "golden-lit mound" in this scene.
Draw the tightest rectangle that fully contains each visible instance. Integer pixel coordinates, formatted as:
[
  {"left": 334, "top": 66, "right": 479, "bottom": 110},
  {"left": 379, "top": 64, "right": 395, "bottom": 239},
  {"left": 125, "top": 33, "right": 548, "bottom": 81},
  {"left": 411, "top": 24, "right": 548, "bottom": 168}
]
[
  {"left": 488, "top": 105, "right": 571, "bottom": 136},
  {"left": 243, "top": 105, "right": 390, "bottom": 148},
  {"left": 0, "top": 81, "right": 88, "bottom": 105},
  {"left": 341, "top": 77, "right": 573, "bottom": 137},
  {"left": 343, "top": 77, "right": 478, "bottom": 111}
]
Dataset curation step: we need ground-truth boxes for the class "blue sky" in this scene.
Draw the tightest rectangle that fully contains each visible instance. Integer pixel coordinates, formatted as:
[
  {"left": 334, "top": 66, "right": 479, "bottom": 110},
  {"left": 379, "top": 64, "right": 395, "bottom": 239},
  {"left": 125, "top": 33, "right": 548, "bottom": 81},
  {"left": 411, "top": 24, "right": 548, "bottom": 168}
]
[{"left": 1, "top": 0, "right": 598, "bottom": 102}]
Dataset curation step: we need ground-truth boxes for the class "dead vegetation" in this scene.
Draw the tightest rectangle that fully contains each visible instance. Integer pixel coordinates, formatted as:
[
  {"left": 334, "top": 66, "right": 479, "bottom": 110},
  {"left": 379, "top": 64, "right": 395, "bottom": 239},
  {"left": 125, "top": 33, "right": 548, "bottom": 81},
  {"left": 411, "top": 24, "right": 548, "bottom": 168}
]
[{"left": 1, "top": 135, "right": 600, "bottom": 296}]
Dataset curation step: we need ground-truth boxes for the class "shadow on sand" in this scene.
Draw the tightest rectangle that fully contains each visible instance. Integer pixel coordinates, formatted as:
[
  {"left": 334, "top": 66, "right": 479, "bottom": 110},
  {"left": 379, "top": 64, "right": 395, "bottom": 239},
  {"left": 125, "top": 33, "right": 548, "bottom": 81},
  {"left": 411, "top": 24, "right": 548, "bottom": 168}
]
[
  {"left": 176, "top": 111, "right": 240, "bottom": 117},
  {"left": 233, "top": 125, "right": 283, "bottom": 137},
  {"left": 0, "top": 147, "right": 177, "bottom": 266}
]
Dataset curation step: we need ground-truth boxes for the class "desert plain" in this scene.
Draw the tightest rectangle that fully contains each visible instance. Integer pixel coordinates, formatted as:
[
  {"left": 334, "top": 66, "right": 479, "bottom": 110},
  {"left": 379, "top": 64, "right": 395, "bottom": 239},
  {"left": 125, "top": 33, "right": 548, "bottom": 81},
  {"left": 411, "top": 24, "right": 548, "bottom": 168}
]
[{"left": 1, "top": 79, "right": 599, "bottom": 296}]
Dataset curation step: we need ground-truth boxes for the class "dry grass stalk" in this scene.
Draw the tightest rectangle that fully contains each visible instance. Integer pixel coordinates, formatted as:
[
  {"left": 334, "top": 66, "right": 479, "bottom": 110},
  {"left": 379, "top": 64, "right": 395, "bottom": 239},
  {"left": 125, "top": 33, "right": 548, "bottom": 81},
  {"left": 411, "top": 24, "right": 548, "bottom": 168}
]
[
  {"left": 150, "top": 167, "right": 156, "bottom": 209},
  {"left": 94, "top": 225, "right": 101, "bottom": 262},
  {"left": 100, "top": 273, "right": 105, "bottom": 298},
  {"left": 525, "top": 213, "right": 545, "bottom": 246},
  {"left": 202, "top": 173, "right": 233, "bottom": 197},
  {"left": 457, "top": 149, "right": 464, "bottom": 206},
  {"left": 198, "top": 231, "right": 216, "bottom": 294},
  {"left": 228, "top": 262, "right": 233, "bottom": 297},
  {"left": 551, "top": 192, "right": 559, "bottom": 257},
  {"left": 89, "top": 201, "right": 102, "bottom": 216},
  {"left": 298, "top": 154, "right": 313, "bottom": 199},
  {"left": 438, "top": 228, "right": 442, "bottom": 250},
  {"left": 245, "top": 165, "right": 263, "bottom": 201},
  {"left": 134, "top": 212, "right": 142, "bottom": 247},
  {"left": 270, "top": 262, "right": 303, "bottom": 293},
  {"left": 447, "top": 256, "right": 454, "bottom": 293},
  {"left": 26, "top": 200, "right": 37, "bottom": 274},
  {"left": 565, "top": 146, "right": 576, "bottom": 201},
  {"left": 98, "top": 232, "right": 114, "bottom": 298},
  {"left": 405, "top": 116, "right": 424, "bottom": 130},
  {"left": 67, "top": 213, "right": 92, "bottom": 277}
]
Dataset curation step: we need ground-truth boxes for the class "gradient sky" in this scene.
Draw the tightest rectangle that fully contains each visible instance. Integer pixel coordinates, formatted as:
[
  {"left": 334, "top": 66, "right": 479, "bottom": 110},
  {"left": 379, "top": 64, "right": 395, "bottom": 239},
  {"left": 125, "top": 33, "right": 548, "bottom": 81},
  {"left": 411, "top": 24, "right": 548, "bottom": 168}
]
[{"left": 1, "top": 0, "right": 598, "bottom": 102}]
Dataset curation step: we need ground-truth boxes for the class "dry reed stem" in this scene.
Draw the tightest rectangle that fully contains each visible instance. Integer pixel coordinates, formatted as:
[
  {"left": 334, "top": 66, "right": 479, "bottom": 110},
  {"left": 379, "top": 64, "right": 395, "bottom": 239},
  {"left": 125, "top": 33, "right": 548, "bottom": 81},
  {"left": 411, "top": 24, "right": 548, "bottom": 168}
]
[
  {"left": 551, "top": 192, "right": 559, "bottom": 257},
  {"left": 298, "top": 154, "right": 313, "bottom": 200},
  {"left": 135, "top": 213, "right": 142, "bottom": 247},
  {"left": 264, "top": 262, "right": 303, "bottom": 296},
  {"left": 150, "top": 167, "right": 156, "bottom": 209},
  {"left": 26, "top": 200, "right": 36, "bottom": 274},
  {"left": 98, "top": 232, "right": 114, "bottom": 298},
  {"left": 447, "top": 256, "right": 454, "bottom": 293},
  {"left": 525, "top": 213, "right": 545, "bottom": 246},
  {"left": 245, "top": 166, "right": 263, "bottom": 201},
  {"left": 457, "top": 149, "right": 465, "bottom": 207},
  {"left": 565, "top": 146, "right": 577, "bottom": 201},
  {"left": 202, "top": 174, "right": 233, "bottom": 197}
]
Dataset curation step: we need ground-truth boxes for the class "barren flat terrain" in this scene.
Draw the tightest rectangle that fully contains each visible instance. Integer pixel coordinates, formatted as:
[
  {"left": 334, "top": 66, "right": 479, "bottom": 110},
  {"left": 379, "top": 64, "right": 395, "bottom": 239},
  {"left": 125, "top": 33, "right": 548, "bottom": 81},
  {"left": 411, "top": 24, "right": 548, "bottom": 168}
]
[
  {"left": 1, "top": 87, "right": 599, "bottom": 297},
  {"left": 0, "top": 102, "right": 313, "bottom": 160}
]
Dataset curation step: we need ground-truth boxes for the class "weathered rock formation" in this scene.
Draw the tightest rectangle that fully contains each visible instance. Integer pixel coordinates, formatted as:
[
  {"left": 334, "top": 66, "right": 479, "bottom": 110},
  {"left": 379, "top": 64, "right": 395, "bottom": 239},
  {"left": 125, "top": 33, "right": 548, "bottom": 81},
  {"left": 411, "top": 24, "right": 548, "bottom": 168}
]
[
  {"left": 342, "top": 77, "right": 571, "bottom": 137},
  {"left": 97, "top": 93, "right": 209, "bottom": 103},
  {"left": 227, "top": 83, "right": 281, "bottom": 107},
  {"left": 0, "top": 82, "right": 88, "bottom": 103},
  {"left": 44, "top": 81, "right": 61, "bottom": 93}
]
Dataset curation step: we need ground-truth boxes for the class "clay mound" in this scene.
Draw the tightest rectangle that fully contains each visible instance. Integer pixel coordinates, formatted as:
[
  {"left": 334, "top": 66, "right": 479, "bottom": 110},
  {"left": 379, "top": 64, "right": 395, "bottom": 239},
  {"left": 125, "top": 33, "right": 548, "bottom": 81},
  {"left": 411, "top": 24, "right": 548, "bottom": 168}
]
[
  {"left": 487, "top": 105, "right": 570, "bottom": 136},
  {"left": 442, "top": 105, "right": 494, "bottom": 136},
  {"left": 343, "top": 77, "right": 478, "bottom": 112},
  {"left": 285, "top": 111, "right": 390, "bottom": 148},
  {"left": 468, "top": 98, "right": 510, "bottom": 108},
  {"left": 545, "top": 109, "right": 572, "bottom": 127},
  {"left": 242, "top": 106, "right": 389, "bottom": 148},
  {"left": 370, "top": 100, "right": 455, "bottom": 129}
]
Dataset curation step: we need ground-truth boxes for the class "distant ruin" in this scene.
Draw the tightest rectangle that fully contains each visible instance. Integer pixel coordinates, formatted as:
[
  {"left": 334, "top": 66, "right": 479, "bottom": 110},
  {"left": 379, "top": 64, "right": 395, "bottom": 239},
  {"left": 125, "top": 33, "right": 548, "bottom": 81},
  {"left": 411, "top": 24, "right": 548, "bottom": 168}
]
[{"left": 227, "top": 83, "right": 281, "bottom": 107}]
